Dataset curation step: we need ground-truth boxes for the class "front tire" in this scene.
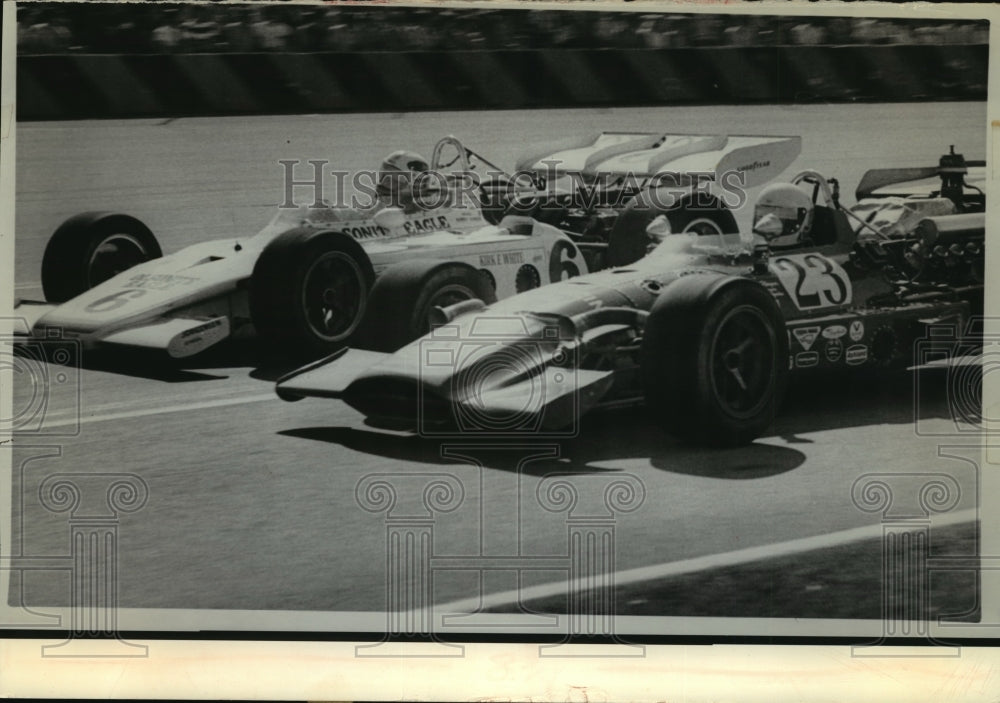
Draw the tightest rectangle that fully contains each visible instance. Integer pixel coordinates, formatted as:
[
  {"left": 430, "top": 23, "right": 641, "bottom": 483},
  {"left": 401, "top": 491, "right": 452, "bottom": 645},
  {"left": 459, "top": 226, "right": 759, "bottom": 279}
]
[
  {"left": 357, "top": 260, "right": 497, "bottom": 352},
  {"left": 41, "top": 212, "right": 162, "bottom": 303},
  {"left": 607, "top": 192, "right": 737, "bottom": 267},
  {"left": 249, "top": 228, "right": 375, "bottom": 358},
  {"left": 640, "top": 281, "right": 787, "bottom": 446}
]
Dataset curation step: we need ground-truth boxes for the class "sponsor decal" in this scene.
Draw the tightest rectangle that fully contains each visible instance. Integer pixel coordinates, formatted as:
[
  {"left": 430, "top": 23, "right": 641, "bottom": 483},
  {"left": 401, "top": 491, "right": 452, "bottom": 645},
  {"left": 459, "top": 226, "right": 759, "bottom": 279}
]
[
  {"left": 403, "top": 215, "right": 450, "bottom": 235},
  {"left": 181, "top": 318, "right": 224, "bottom": 338},
  {"left": 479, "top": 251, "right": 526, "bottom": 267},
  {"left": 770, "top": 253, "right": 852, "bottom": 310},
  {"left": 824, "top": 338, "right": 843, "bottom": 363},
  {"left": 736, "top": 159, "right": 771, "bottom": 172},
  {"left": 849, "top": 320, "right": 865, "bottom": 342},
  {"left": 344, "top": 224, "right": 389, "bottom": 239},
  {"left": 846, "top": 344, "right": 868, "bottom": 366},
  {"left": 795, "top": 351, "right": 819, "bottom": 368},
  {"left": 792, "top": 326, "right": 820, "bottom": 351},
  {"left": 822, "top": 324, "right": 847, "bottom": 340},
  {"left": 125, "top": 273, "right": 198, "bottom": 290}
]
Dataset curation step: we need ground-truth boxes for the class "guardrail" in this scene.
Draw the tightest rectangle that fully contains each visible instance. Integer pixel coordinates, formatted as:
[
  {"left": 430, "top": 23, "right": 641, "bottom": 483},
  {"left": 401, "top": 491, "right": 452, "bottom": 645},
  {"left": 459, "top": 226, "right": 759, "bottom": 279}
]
[{"left": 17, "top": 45, "right": 987, "bottom": 120}]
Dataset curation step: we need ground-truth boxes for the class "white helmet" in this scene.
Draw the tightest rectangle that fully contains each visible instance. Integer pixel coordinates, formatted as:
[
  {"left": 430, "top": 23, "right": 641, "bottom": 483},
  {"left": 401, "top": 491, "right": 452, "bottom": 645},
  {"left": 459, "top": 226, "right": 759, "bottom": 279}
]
[
  {"left": 753, "top": 182, "right": 814, "bottom": 246},
  {"left": 376, "top": 150, "right": 430, "bottom": 207},
  {"left": 379, "top": 150, "right": 430, "bottom": 175}
]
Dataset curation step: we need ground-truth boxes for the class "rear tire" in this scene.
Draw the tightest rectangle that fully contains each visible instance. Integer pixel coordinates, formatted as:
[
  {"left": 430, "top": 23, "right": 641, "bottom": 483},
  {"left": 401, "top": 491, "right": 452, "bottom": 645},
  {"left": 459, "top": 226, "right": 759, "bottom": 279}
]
[
  {"left": 357, "top": 260, "right": 497, "bottom": 352},
  {"left": 41, "top": 212, "right": 162, "bottom": 303},
  {"left": 607, "top": 192, "right": 737, "bottom": 267},
  {"left": 640, "top": 281, "right": 787, "bottom": 446},
  {"left": 249, "top": 228, "right": 375, "bottom": 359}
]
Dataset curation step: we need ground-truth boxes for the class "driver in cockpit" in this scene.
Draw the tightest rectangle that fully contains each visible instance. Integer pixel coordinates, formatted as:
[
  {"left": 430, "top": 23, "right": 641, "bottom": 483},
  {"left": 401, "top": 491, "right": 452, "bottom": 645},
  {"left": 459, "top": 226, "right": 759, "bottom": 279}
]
[
  {"left": 751, "top": 182, "right": 815, "bottom": 248},
  {"left": 374, "top": 150, "right": 433, "bottom": 215}
]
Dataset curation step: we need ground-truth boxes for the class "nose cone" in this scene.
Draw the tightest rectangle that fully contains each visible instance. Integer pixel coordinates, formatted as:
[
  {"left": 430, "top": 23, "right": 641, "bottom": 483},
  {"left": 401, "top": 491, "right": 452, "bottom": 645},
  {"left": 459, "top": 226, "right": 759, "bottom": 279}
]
[{"left": 343, "top": 311, "right": 570, "bottom": 428}]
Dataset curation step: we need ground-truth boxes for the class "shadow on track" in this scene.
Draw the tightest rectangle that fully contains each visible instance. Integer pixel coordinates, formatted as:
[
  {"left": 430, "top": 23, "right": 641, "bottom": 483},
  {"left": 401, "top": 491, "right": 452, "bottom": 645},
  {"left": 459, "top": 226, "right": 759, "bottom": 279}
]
[
  {"left": 277, "top": 364, "right": 978, "bottom": 478},
  {"left": 66, "top": 339, "right": 310, "bottom": 383}
]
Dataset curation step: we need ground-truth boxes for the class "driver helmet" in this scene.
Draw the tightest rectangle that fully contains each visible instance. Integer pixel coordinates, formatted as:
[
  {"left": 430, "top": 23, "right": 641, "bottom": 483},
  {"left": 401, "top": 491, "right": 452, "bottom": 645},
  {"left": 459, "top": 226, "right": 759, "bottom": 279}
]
[
  {"left": 752, "top": 182, "right": 814, "bottom": 247},
  {"left": 376, "top": 150, "right": 431, "bottom": 211}
]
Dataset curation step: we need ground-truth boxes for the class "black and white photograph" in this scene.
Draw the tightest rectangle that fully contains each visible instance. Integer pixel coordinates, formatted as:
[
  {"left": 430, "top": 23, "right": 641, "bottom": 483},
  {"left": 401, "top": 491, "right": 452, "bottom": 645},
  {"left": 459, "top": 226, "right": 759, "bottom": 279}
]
[{"left": 1, "top": 0, "right": 998, "bottom": 698}]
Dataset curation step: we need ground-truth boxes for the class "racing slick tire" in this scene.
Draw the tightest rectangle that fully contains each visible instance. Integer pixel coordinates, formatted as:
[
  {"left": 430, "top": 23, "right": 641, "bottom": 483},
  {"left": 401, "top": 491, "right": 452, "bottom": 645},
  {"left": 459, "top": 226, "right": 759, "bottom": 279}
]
[
  {"left": 607, "top": 192, "right": 737, "bottom": 267},
  {"left": 249, "top": 228, "right": 375, "bottom": 359},
  {"left": 41, "top": 212, "right": 162, "bottom": 303},
  {"left": 356, "top": 260, "right": 498, "bottom": 353},
  {"left": 640, "top": 277, "right": 788, "bottom": 447}
]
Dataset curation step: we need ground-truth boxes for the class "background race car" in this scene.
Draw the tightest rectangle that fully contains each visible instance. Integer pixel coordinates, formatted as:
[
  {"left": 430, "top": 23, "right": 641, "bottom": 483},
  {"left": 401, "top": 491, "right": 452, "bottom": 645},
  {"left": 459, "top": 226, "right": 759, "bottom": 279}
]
[
  {"left": 496, "top": 132, "right": 802, "bottom": 268},
  {"left": 276, "top": 150, "right": 985, "bottom": 446}
]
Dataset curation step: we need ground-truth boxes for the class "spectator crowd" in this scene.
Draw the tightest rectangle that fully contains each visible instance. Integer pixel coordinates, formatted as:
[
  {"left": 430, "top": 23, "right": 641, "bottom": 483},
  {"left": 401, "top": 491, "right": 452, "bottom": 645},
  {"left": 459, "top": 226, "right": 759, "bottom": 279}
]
[{"left": 18, "top": 4, "right": 990, "bottom": 55}]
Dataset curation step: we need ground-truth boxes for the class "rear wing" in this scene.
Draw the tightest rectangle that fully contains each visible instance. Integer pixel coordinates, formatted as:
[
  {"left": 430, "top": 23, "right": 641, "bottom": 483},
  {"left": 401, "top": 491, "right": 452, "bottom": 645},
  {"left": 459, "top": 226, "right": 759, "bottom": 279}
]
[
  {"left": 515, "top": 132, "right": 802, "bottom": 188},
  {"left": 855, "top": 162, "right": 986, "bottom": 200}
]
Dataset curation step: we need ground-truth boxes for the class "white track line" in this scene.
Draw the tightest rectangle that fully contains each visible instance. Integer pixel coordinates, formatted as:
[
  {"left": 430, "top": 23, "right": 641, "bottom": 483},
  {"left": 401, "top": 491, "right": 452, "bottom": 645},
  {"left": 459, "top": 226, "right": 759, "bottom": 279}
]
[
  {"left": 430, "top": 507, "right": 980, "bottom": 615},
  {"left": 40, "top": 392, "right": 276, "bottom": 429}
]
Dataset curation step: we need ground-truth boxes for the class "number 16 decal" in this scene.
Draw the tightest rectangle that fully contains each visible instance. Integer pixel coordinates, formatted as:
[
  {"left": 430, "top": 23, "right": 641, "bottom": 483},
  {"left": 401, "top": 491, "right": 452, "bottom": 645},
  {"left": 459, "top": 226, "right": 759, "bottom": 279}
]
[{"left": 770, "top": 254, "right": 851, "bottom": 310}]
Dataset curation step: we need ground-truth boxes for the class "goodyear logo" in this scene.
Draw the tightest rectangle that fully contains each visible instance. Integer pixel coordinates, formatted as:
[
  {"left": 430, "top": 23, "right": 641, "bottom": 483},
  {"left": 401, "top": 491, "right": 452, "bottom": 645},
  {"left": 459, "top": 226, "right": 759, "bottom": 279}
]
[{"left": 736, "top": 160, "right": 770, "bottom": 172}]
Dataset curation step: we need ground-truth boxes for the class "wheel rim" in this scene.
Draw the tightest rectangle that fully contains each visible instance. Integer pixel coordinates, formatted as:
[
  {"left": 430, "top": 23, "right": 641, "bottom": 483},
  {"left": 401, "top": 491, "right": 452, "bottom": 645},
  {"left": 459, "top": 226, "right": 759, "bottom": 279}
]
[
  {"left": 87, "top": 234, "right": 151, "bottom": 287},
  {"left": 708, "top": 305, "right": 774, "bottom": 420},
  {"left": 428, "top": 283, "right": 476, "bottom": 310},
  {"left": 515, "top": 264, "right": 541, "bottom": 292},
  {"left": 301, "top": 252, "right": 367, "bottom": 342}
]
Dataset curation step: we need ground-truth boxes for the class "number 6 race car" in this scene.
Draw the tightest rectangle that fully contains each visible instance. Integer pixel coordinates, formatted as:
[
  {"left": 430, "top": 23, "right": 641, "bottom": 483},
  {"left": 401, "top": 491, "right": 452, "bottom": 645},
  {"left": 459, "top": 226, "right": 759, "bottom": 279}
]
[
  {"left": 14, "top": 132, "right": 801, "bottom": 361},
  {"left": 275, "top": 147, "right": 985, "bottom": 446},
  {"left": 14, "top": 136, "right": 594, "bottom": 360}
]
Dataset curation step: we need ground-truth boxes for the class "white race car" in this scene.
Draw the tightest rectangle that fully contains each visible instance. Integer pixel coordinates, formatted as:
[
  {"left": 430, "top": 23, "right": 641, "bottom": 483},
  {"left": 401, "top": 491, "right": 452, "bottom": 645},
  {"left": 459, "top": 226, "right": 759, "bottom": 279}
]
[{"left": 15, "top": 137, "right": 590, "bottom": 360}]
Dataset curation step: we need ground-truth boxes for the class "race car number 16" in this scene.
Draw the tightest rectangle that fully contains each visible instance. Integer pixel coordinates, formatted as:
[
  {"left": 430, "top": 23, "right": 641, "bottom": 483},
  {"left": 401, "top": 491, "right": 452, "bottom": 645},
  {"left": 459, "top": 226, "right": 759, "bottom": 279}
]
[{"left": 770, "top": 254, "right": 851, "bottom": 310}]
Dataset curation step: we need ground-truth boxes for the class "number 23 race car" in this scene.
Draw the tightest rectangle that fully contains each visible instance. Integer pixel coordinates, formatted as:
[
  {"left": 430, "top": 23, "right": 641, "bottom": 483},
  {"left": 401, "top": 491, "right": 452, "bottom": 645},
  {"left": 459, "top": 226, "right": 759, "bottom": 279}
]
[{"left": 276, "top": 148, "right": 985, "bottom": 446}]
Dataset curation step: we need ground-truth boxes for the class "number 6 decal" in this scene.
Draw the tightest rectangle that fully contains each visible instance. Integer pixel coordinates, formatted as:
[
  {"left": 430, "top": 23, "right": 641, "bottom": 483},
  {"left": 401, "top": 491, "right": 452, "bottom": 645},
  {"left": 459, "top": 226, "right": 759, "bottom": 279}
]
[
  {"left": 548, "top": 239, "right": 581, "bottom": 282},
  {"left": 85, "top": 288, "right": 147, "bottom": 313},
  {"left": 770, "top": 254, "right": 851, "bottom": 310}
]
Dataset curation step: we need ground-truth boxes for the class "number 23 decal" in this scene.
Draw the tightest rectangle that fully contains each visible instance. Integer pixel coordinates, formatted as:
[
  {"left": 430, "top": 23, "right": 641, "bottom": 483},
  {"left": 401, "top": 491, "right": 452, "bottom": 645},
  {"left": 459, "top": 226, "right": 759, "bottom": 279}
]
[{"left": 770, "top": 254, "right": 851, "bottom": 310}]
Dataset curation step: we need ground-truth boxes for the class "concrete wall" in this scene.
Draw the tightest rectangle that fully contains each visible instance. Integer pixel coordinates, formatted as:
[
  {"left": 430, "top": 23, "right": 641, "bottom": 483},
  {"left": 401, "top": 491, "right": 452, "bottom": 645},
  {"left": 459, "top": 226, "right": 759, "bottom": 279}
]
[{"left": 17, "top": 45, "right": 988, "bottom": 120}]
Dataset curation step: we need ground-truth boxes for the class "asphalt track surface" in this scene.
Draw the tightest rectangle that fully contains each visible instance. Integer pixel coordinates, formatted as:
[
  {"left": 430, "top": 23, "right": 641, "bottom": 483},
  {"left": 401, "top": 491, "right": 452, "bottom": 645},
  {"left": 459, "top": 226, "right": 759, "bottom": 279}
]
[{"left": 9, "top": 103, "right": 987, "bottom": 626}]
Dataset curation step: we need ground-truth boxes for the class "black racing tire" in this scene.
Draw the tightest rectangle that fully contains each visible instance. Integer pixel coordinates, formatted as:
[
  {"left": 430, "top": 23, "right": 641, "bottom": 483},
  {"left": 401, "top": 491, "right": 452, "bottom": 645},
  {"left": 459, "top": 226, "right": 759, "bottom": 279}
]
[
  {"left": 249, "top": 228, "right": 375, "bottom": 359},
  {"left": 606, "top": 192, "right": 738, "bottom": 267},
  {"left": 357, "top": 260, "right": 498, "bottom": 353},
  {"left": 640, "top": 280, "right": 787, "bottom": 446},
  {"left": 41, "top": 212, "right": 162, "bottom": 303}
]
